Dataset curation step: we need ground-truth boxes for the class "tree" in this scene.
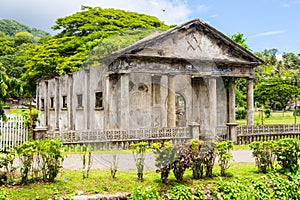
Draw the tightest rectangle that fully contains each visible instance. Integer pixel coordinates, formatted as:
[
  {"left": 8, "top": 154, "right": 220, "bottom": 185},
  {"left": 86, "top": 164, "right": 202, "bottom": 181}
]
[
  {"left": 0, "top": 63, "right": 8, "bottom": 120},
  {"left": 254, "top": 78, "right": 300, "bottom": 112},
  {"left": 21, "top": 7, "right": 170, "bottom": 96},
  {"left": 230, "top": 32, "right": 250, "bottom": 107},
  {"left": 231, "top": 32, "right": 251, "bottom": 51}
]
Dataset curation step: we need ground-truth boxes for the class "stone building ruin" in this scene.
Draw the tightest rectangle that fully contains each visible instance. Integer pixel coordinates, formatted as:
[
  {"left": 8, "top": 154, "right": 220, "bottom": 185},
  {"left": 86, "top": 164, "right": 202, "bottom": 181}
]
[{"left": 36, "top": 19, "right": 262, "bottom": 137}]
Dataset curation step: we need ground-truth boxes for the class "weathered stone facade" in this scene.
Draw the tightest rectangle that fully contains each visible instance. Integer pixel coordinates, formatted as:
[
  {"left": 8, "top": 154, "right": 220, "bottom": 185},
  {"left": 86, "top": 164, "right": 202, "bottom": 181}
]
[{"left": 36, "top": 19, "right": 262, "bottom": 136}]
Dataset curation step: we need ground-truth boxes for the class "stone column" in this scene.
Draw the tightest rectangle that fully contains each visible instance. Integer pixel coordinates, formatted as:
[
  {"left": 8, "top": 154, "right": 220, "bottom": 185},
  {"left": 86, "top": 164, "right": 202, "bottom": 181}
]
[
  {"left": 209, "top": 78, "right": 217, "bottom": 134},
  {"left": 167, "top": 75, "right": 176, "bottom": 127},
  {"left": 67, "top": 73, "right": 74, "bottom": 130},
  {"left": 45, "top": 80, "right": 49, "bottom": 127},
  {"left": 105, "top": 75, "right": 110, "bottom": 129},
  {"left": 151, "top": 75, "right": 162, "bottom": 128},
  {"left": 209, "top": 78, "right": 217, "bottom": 126},
  {"left": 120, "top": 74, "right": 130, "bottom": 129},
  {"left": 247, "top": 78, "right": 254, "bottom": 126},
  {"left": 228, "top": 79, "right": 236, "bottom": 123},
  {"left": 84, "top": 68, "right": 90, "bottom": 130},
  {"left": 55, "top": 77, "right": 60, "bottom": 131}
]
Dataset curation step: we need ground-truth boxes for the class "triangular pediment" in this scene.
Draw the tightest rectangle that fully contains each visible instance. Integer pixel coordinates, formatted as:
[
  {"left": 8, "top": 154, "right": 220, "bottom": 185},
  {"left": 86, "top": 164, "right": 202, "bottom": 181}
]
[{"left": 104, "top": 19, "right": 262, "bottom": 67}]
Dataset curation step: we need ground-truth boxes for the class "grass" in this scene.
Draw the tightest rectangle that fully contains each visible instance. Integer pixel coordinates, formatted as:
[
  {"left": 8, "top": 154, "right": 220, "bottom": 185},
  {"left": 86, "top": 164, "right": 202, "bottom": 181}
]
[
  {"left": 1, "top": 162, "right": 259, "bottom": 199},
  {"left": 236, "top": 111, "right": 299, "bottom": 125}
]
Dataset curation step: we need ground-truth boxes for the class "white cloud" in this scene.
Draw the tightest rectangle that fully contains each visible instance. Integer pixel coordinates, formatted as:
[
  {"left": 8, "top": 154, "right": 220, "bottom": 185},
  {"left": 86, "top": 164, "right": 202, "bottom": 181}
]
[
  {"left": 248, "top": 30, "right": 286, "bottom": 38},
  {"left": 208, "top": 14, "right": 218, "bottom": 18}
]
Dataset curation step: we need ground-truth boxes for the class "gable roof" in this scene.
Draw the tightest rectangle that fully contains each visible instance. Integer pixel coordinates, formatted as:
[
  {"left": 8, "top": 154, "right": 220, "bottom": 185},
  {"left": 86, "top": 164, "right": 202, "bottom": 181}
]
[{"left": 102, "top": 19, "right": 263, "bottom": 66}]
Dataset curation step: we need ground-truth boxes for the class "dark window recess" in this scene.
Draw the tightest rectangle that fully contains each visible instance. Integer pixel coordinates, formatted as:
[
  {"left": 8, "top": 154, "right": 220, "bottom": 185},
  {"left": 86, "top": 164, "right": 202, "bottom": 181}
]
[
  {"left": 50, "top": 97, "right": 54, "bottom": 108},
  {"left": 77, "top": 94, "right": 83, "bottom": 108},
  {"left": 40, "top": 99, "right": 45, "bottom": 110},
  {"left": 95, "top": 92, "right": 103, "bottom": 108},
  {"left": 62, "top": 96, "right": 67, "bottom": 108}
]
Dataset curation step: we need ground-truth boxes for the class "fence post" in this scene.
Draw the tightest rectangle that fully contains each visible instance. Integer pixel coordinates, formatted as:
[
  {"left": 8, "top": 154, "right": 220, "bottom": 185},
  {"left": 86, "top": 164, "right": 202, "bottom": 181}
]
[
  {"left": 226, "top": 123, "right": 238, "bottom": 144},
  {"left": 189, "top": 122, "right": 200, "bottom": 139},
  {"left": 33, "top": 127, "right": 48, "bottom": 140}
]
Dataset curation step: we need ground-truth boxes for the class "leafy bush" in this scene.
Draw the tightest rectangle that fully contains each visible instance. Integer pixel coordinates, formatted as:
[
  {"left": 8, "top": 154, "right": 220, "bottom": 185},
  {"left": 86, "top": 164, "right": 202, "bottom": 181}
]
[
  {"left": 249, "top": 141, "right": 276, "bottom": 173},
  {"left": 216, "top": 140, "right": 233, "bottom": 176},
  {"left": 131, "top": 141, "right": 148, "bottom": 181},
  {"left": 274, "top": 138, "right": 300, "bottom": 174},
  {"left": 168, "top": 183, "right": 194, "bottom": 200},
  {"left": 0, "top": 151, "right": 16, "bottom": 185},
  {"left": 189, "top": 139, "right": 216, "bottom": 179},
  {"left": 130, "top": 186, "right": 161, "bottom": 200},
  {"left": 152, "top": 142, "right": 175, "bottom": 183},
  {"left": 235, "top": 108, "right": 246, "bottom": 120},
  {"left": 264, "top": 109, "right": 271, "bottom": 118},
  {"left": 15, "top": 139, "right": 64, "bottom": 183},
  {"left": 171, "top": 143, "right": 191, "bottom": 182}
]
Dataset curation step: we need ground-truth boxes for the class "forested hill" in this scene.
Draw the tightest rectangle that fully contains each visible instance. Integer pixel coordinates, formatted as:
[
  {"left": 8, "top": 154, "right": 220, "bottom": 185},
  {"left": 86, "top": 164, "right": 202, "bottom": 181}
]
[{"left": 0, "top": 19, "right": 50, "bottom": 38}]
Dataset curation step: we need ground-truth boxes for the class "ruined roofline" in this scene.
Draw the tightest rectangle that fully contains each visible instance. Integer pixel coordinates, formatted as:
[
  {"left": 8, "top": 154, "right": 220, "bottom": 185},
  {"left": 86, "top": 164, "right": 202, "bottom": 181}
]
[
  {"left": 101, "top": 18, "right": 263, "bottom": 66},
  {"left": 118, "top": 54, "right": 261, "bottom": 67}
]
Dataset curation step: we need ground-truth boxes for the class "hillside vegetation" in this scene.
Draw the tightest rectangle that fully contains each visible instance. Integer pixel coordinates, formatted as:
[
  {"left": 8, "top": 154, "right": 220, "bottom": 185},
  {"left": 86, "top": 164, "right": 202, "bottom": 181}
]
[{"left": 0, "top": 19, "right": 50, "bottom": 38}]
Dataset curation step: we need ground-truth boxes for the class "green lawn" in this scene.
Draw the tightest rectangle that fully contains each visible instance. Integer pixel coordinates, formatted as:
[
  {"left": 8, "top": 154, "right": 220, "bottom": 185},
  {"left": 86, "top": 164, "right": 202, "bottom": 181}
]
[
  {"left": 2, "top": 162, "right": 259, "bottom": 199},
  {"left": 236, "top": 111, "right": 299, "bottom": 125}
]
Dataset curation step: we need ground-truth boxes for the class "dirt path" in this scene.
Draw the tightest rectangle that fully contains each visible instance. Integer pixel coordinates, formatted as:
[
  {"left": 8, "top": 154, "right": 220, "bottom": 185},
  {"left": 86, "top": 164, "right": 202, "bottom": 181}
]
[{"left": 62, "top": 150, "right": 254, "bottom": 170}]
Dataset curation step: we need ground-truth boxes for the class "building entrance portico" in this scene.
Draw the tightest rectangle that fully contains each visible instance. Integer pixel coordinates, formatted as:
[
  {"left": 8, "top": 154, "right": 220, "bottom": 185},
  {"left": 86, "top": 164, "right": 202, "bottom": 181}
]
[{"left": 36, "top": 19, "right": 262, "bottom": 140}]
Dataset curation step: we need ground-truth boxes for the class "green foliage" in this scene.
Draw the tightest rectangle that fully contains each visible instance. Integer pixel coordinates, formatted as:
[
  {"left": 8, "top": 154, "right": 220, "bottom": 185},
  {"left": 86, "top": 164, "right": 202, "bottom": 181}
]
[
  {"left": 15, "top": 139, "right": 64, "bottom": 183},
  {"left": 130, "top": 186, "right": 162, "bottom": 200},
  {"left": 171, "top": 143, "right": 191, "bottom": 182},
  {"left": 131, "top": 141, "right": 148, "bottom": 181},
  {"left": 254, "top": 78, "right": 300, "bottom": 111},
  {"left": 250, "top": 138, "right": 300, "bottom": 174},
  {"left": 249, "top": 141, "right": 276, "bottom": 173},
  {"left": 0, "top": 19, "right": 50, "bottom": 38},
  {"left": 168, "top": 183, "right": 194, "bottom": 200},
  {"left": 153, "top": 140, "right": 216, "bottom": 183},
  {"left": 235, "top": 107, "right": 246, "bottom": 120},
  {"left": 189, "top": 139, "right": 216, "bottom": 179},
  {"left": 274, "top": 138, "right": 300, "bottom": 174},
  {"left": 231, "top": 32, "right": 251, "bottom": 51},
  {"left": 264, "top": 108, "right": 271, "bottom": 118},
  {"left": 21, "top": 108, "right": 41, "bottom": 130},
  {"left": 82, "top": 145, "right": 92, "bottom": 179},
  {"left": 216, "top": 141, "right": 233, "bottom": 176},
  {"left": 20, "top": 7, "right": 170, "bottom": 96},
  {"left": 152, "top": 141, "right": 175, "bottom": 183},
  {"left": 52, "top": 6, "right": 168, "bottom": 37},
  {"left": 0, "top": 64, "right": 8, "bottom": 120},
  {"left": 0, "top": 151, "right": 16, "bottom": 185}
]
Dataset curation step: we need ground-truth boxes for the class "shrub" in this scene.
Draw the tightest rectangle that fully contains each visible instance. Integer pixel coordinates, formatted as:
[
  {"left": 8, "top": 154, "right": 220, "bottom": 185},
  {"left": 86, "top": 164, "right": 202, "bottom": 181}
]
[
  {"left": 130, "top": 186, "right": 161, "bottom": 200},
  {"left": 264, "top": 109, "right": 271, "bottom": 118},
  {"left": 249, "top": 141, "right": 276, "bottom": 173},
  {"left": 274, "top": 138, "right": 300, "bottom": 174},
  {"left": 168, "top": 183, "right": 194, "bottom": 200},
  {"left": 15, "top": 139, "right": 64, "bottom": 183},
  {"left": 0, "top": 151, "right": 16, "bottom": 185},
  {"left": 216, "top": 140, "right": 233, "bottom": 176},
  {"left": 235, "top": 108, "right": 246, "bottom": 120},
  {"left": 171, "top": 143, "right": 191, "bottom": 182},
  {"left": 152, "top": 142, "right": 175, "bottom": 183},
  {"left": 131, "top": 141, "right": 148, "bottom": 181},
  {"left": 189, "top": 139, "right": 216, "bottom": 179}
]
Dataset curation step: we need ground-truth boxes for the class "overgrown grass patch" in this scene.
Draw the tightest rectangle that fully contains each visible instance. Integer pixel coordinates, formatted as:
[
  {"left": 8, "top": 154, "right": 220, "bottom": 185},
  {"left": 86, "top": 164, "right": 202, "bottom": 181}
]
[{"left": 1, "top": 162, "right": 260, "bottom": 199}]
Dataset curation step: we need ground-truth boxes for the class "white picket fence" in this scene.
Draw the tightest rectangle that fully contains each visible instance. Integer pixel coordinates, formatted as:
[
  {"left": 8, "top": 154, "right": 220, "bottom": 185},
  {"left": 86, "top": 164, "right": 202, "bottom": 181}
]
[{"left": 0, "top": 115, "right": 29, "bottom": 151}]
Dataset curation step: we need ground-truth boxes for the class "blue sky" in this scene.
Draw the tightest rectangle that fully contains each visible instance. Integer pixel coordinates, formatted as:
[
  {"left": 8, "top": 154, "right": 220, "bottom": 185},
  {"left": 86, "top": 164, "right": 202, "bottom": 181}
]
[{"left": 0, "top": 0, "right": 299, "bottom": 54}]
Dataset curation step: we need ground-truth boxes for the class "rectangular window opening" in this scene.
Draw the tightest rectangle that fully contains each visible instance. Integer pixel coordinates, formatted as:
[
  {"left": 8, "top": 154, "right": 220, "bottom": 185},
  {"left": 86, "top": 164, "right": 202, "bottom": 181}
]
[
  {"left": 62, "top": 96, "right": 67, "bottom": 108},
  {"left": 40, "top": 98, "right": 45, "bottom": 110},
  {"left": 50, "top": 97, "right": 54, "bottom": 109},
  {"left": 77, "top": 94, "right": 83, "bottom": 108},
  {"left": 95, "top": 92, "right": 103, "bottom": 108}
]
